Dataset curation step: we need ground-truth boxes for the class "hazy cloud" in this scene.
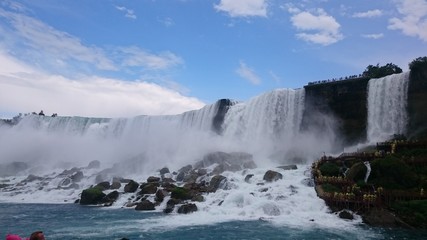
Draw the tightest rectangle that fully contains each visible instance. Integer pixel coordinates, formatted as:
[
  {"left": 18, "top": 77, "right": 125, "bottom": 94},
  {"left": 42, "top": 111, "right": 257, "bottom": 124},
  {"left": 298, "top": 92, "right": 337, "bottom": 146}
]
[
  {"left": 214, "top": 0, "right": 268, "bottom": 18},
  {"left": 115, "top": 5, "right": 137, "bottom": 19},
  {"left": 290, "top": 8, "right": 343, "bottom": 45},
  {"left": 0, "top": 9, "right": 117, "bottom": 71},
  {"left": 236, "top": 61, "right": 261, "bottom": 85},
  {"left": 118, "top": 47, "right": 183, "bottom": 70},
  {"left": 353, "top": 9, "right": 383, "bottom": 18},
  {"left": 0, "top": 8, "right": 184, "bottom": 75},
  {"left": 362, "top": 33, "right": 384, "bottom": 39},
  {"left": 388, "top": 0, "right": 427, "bottom": 42},
  {"left": 0, "top": 53, "right": 204, "bottom": 118}
]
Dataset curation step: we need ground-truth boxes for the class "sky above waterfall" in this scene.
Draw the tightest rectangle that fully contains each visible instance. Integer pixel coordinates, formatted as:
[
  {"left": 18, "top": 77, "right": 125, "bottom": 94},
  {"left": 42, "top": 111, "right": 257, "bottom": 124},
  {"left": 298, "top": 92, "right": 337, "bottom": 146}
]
[{"left": 0, "top": 0, "right": 426, "bottom": 118}]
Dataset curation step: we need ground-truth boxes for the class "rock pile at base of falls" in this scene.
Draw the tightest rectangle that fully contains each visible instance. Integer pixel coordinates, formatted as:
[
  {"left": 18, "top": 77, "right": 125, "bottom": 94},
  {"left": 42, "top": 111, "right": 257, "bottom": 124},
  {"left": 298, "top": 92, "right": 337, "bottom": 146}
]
[{"left": 74, "top": 151, "right": 301, "bottom": 215}]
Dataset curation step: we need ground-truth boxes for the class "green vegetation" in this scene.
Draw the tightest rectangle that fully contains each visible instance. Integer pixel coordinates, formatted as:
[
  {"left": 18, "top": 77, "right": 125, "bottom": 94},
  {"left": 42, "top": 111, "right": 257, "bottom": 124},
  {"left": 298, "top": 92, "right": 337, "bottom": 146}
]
[
  {"left": 391, "top": 200, "right": 427, "bottom": 228},
  {"left": 362, "top": 63, "right": 402, "bottom": 79},
  {"left": 319, "top": 162, "right": 340, "bottom": 177},
  {"left": 409, "top": 56, "right": 427, "bottom": 72},
  {"left": 369, "top": 156, "right": 419, "bottom": 189},
  {"left": 321, "top": 183, "right": 341, "bottom": 193},
  {"left": 171, "top": 187, "right": 191, "bottom": 200}
]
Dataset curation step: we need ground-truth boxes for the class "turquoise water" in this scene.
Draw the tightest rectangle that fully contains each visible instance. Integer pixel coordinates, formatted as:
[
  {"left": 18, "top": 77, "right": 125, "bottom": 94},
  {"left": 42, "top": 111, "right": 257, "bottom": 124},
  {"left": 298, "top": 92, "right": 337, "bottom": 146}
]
[{"left": 1, "top": 203, "right": 426, "bottom": 239}]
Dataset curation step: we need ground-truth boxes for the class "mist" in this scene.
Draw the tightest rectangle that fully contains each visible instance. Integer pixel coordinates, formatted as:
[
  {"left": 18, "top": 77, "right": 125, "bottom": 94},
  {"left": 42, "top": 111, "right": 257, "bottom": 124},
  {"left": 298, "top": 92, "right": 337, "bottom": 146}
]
[{"left": 0, "top": 88, "right": 341, "bottom": 178}]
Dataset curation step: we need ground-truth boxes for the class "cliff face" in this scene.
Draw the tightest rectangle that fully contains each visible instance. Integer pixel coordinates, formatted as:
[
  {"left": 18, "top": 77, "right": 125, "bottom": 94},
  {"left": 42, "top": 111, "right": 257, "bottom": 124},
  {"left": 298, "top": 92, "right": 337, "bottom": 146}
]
[
  {"left": 301, "top": 77, "right": 370, "bottom": 146},
  {"left": 407, "top": 68, "right": 427, "bottom": 139},
  {"left": 302, "top": 69, "right": 427, "bottom": 145}
]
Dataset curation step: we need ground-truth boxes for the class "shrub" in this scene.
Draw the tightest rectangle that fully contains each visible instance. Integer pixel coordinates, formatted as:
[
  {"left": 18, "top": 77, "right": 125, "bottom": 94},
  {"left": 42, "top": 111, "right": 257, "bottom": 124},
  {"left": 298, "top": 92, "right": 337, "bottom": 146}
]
[{"left": 319, "top": 162, "right": 340, "bottom": 177}]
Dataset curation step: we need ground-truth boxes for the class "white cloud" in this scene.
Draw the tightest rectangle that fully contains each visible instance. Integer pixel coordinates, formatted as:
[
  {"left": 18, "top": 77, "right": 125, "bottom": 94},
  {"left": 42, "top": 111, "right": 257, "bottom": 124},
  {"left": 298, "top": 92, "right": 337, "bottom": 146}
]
[
  {"left": 118, "top": 47, "right": 183, "bottom": 70},
  {"left": 290, "top": 9, "right": 343, "bottom": 45},
  {"left": 362, "top": 33, "right": 384, "bottom": 39},
  {"left": 115, "top": 5, "right": 137, "bottom": 19},
  {"left": 0, "top": 8, "right": 184, "bottom": 74},
  {"left": 388, "top": 0, "right": 427, "bottom": 42},
  {"left": 0, "top": 52, "right": 204, "bottom": 118},
  {"left": 236, "top": 61, "right": 261, "bottom": 85},
  {"left": 214, "top": 0, "right": 268, "bottom": 18},
  {"left": 353, "top": 9, "right": 383, "bottom": 18},
  {"left": 0, "top": 9, "right": 117, "bottom": 71},
  {"left": 158, "top": 17, "right": 175, "bottom": 27}
]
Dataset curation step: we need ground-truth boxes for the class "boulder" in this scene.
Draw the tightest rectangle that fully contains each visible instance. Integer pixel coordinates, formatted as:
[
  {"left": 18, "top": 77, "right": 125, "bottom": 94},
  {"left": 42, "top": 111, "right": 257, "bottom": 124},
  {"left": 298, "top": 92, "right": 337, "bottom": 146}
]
[
  {"left": 338, "top": 210, "right": 354, "bottom": 220},
  {"left": 71, "top": 171, "right": 84, "bottom": 182},
  {"left": 95, "top": 181, "right": 110, "bottom": 191},
  {"left": 135, "top": 200, "right": 155, "bottom": 211},
  {"left": 155, "top": 189, "right": 167, "bottom": 202},
  {"left": 80, "top": 187, "right": 106, "bottom": 205},
  {"left": 244, "top": 174, "right": 254, "bottom": 183},
  {"left": 263, "top": 170, "right": 283, "bottom": 182},
  {"left": 147, "top": 176, "right": 160, "bottom": 183},
  {"left": 124, "top": 180, "right": 139, "bottom": 193},
  {"left": 87, "top": 160, "right": 101, "bottom": 169},
  {"left": 139, "top": 183, "right": 158, "bottom": 195},
  {"left": 163, "top": 198, "right": 180, "bottom": 214},
  {"left": 159, "top": 167, "right": 170, "bottom": 175},
  {"left": 183, "top": 171, "right": 199, "bottom": 183},
  {"left": 177, "top": 203, "right": 198, "bottom": 214},
  {"left": 110, "top": 181, "right": 121, "bottom": 190},
  {"left": 102, "top": 190, "right": 119, "bottom": 206},
  {"left": 208, "top": 175, "right": 226, "bottom": 192},
  {"left": 277, "top": 165, "right": 298, "bottom": 171},
  {"left": 195, "top": 152, "right": 255, "bottom": 171},
  {"left": 171, "top": 187, "right": 192, "bottom": 200}
]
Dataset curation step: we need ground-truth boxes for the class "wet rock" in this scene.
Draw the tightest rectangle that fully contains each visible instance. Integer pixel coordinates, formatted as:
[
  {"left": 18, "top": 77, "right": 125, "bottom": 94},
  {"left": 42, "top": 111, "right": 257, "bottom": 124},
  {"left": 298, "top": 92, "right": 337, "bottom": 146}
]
[
  {"left": 135, "top": 200, "right": 155, "bottom": 211},
  {"left": 70, "top": 171, "right": 84, "bottom": 182},
  {"left": 208, "top": 175, "right": 226, "bottom": 192},
  {"left": 87, "top": 160, "right": 101, "bottom": 169},
  {"left": 339, "top": 210, "right": 354, "bottom": 220},
  {"left": 139, "top": 182, "right": 158, "bottom": 195},
  {"left": 277, "top": 165, "right": 297, "bottom": 171},
  {"left": 191, "top": 194, "right": 204, "bottom": 202},
  {"left": 163, "top": 198, "right": 180, "bottom": 214},
  {"left": 183, "top": 171, "right": 199, "bottom": 183},
  {"left": 102, "top": 190, "right": 119, "bottom": 206},
  {"left": 110, "top": 181, "right": 121, "bottom": 190},
  {"left": 124, "top": 180, "right": 139, "bottom": 193},
  {"left": 244, "top": 174, "right": 254, "bottom": 183},
  {"left": 155, "top": 189, "right": 167, "bottom": 202},
  {"left": 195, "top": 152, "right": 256, "bottom": 174},
  {"left": 177, "top": 203, "right": 198, "bottom": 214},
  {"left": 301, "top": 178, "right": 315, "bottom": 187},
  {"left": 171, "top": 187, "right": 192, "bottom": 200},
  {"left": 80, "top": 187, "right": 106, "bottom": 205},
  {"left": 147, "top": 176, "right": 160, "bottom": 183},
  {"left": 24, "top": 174, "right": 43, "bottom": 182},
  {"left": 159, "top": 167, "right": 170, "bottom": 175},
  {"left": 263, "top": 170, "right": 283, "bottom": 182},
  {"left": 95, "top": 181, "right": 110, "bottom": 191}
]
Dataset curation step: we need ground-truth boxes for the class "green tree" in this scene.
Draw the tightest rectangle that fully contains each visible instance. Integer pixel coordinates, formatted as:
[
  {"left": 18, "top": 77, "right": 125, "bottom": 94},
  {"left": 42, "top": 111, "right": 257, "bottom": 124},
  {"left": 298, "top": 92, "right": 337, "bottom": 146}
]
[
  {"left": 362, "top": 63, "right": 402, "bottom": 78},
  {"left": 409, "top": 56, "right": 427, "bottom": 71}
]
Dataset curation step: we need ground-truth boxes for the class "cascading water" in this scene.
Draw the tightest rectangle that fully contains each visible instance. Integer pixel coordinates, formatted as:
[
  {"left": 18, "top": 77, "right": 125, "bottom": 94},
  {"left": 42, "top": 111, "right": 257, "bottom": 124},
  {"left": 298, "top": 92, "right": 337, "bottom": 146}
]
[
  {"left": 367, "top": 72, "right": 409, "bottom": 143},
  {"left": 221, "top": 89, "right": 305, "bottom": 157}
]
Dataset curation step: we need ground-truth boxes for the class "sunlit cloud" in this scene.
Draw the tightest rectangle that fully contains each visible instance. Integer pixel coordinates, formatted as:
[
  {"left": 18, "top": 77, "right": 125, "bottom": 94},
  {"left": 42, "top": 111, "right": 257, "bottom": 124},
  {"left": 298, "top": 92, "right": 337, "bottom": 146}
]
[
  {"left": 115, "top": 5, "right": 137, "bottom": 19},
  {"left": 353, "top": 9, "right": 383, "bottom": 18},
  {"left": 289, "top": 8, "right": 343, "bottom": 46},
  {"left": 0, "top": 53, "right": 204, "bottom": 118},
  {"left": 388, "top": 0, "right": 427, "bottom": 42},
  {"left": 214, "top": 0, "right": 268, "bottom": 18}
]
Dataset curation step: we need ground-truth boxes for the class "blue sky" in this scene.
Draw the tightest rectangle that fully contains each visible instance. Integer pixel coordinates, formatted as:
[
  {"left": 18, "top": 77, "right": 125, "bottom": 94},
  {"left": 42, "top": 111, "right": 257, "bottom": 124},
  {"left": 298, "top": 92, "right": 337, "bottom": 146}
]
[{"left": 0, "top": 0, "right": 426, "bottom": 118}]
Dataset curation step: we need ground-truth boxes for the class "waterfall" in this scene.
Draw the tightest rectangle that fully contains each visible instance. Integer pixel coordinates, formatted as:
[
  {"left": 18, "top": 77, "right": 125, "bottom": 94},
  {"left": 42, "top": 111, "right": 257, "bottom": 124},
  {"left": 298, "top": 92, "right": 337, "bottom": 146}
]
[
  {"left": 221, "top": 89, "right": 305, "bottom": 156},
  {"left": 0, "top": 90, "right": 308, "bottom": 173},
  {"left": 367, "top": 72, "right": 409, "bottom": 143}
]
